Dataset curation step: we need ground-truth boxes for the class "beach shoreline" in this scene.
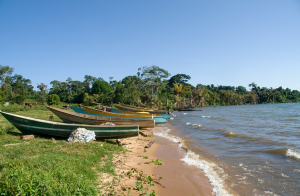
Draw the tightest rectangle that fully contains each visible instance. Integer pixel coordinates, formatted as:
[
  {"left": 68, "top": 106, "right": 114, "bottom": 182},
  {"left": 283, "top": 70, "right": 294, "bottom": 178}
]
[
  {"left": 104, "top": 125, "right": 213, "bottom": 195},
  {"left": 153, "top": 125, "right": 213, "bottom": 196}
]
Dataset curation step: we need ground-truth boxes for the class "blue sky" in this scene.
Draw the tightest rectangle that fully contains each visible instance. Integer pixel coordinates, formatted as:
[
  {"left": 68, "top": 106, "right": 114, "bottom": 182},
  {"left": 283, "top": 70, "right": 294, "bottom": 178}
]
[{"left": 1, "top": 0, "right": 300, "bottom": 91}]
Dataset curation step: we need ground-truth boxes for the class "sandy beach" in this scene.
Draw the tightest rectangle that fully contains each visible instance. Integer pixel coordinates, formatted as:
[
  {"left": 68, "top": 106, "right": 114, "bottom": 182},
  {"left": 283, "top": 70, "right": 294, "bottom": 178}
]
[{"left": 101, "top": 125, "right": 213, "bottom": 195}]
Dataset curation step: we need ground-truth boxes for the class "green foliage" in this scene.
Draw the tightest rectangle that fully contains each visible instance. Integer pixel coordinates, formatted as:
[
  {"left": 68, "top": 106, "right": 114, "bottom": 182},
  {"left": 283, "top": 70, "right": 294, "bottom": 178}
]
[
  {"left": 47, "top": 94, "right": 61, "bottom": 105},
  {"left": 138, "top": 65, "right": 170, "bottom": 96},
  {"left": 1, "top": 65, "right": 300, "bottom": 109},
  {"left": 113, "top": 82, "right": 125, "bottom": 103},
  {"left": 36, "top": 91, "right": 48, "bottom": 103},
  {"left": 236, "top": 86, "right": 247, "bottom": 95},
  {"left": 154, "top": 159, "right": 163, "bottom": 165},
  {"left": 168, "top": 74, "right": 191, "bottom": 88},
  {"left": 0, "top": 91, "right": 5, "bottom": 104},
  {"left": 145, "top": 159, "right": 163, "bottom": 165},
  {"left": 83, "top": 93, "right": 94, "bottom": 106},
  {"left": 91, "top": 80, "right": 112, "bottom": 95},
  {"left": 134, "top": 181, "right": 144, "bottom": 191},
  {"left": 12, "top": 95, "right": 25, "bottom": 105}
]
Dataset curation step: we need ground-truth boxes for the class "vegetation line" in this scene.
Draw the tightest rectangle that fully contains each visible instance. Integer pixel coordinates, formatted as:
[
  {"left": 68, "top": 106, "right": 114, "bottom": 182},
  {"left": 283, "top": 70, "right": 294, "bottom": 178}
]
[{"left": 0, "top": 65, "right": 298, "bottom": 109}]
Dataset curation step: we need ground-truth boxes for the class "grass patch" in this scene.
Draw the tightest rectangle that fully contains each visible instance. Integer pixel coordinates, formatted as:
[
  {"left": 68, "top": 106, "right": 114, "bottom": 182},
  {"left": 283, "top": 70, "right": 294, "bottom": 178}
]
[{"left": 0, "top": 106, "right": 125, "bottom": 195}]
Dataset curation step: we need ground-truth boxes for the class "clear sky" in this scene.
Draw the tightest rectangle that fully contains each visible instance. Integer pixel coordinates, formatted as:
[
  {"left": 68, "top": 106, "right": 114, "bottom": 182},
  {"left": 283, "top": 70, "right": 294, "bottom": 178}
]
[{"left": 1, "top": 0, "right": 300, "bottom": 91}]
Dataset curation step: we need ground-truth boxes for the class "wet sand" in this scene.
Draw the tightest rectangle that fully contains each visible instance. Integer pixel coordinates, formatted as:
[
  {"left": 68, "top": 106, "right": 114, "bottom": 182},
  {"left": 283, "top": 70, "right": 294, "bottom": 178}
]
[
  {"left": 103, "top": 126, "right": 213, "bottom": 195},
  {"left": 154, "top": 135, "right": 213, "bottom": 196}
]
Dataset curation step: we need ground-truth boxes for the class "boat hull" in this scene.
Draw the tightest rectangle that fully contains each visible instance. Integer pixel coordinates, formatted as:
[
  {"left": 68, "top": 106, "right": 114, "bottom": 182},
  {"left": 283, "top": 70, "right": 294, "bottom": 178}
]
[
  {"left": 114, "top": 104, "right": 170, "bottom": 119},
  {"left": 45, "top": 105, "right": 155, "bottom": 128},
  {"left": 0, "top": 111, "right": 139, "bottom": 139},
  {"left": 70, "top": 106, "right": 167, "bottom": 124}
]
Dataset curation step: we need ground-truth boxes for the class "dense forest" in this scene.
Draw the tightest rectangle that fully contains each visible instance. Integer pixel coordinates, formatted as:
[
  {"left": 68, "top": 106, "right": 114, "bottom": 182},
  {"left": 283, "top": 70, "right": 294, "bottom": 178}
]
[{"left": 0, "top": 65, "right": 299, "bottom": 109}]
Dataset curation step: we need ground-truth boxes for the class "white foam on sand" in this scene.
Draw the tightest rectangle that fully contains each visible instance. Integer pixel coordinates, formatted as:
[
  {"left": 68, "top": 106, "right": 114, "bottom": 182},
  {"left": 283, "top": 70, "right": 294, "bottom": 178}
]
[
  {"left": 153, "top": 127, "right": 231, "bottom": 196},
  {"left": 181, "top": 151, "right": 231, "bottom": 196},
  {"left": 153, "top": 128, "right": 184, "bottom": 147}
]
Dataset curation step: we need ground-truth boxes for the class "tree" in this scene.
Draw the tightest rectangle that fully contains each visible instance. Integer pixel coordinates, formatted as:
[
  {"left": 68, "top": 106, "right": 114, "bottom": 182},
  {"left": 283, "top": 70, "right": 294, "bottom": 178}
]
[
  {"left": 193, "top": 85, "right": 211, "bottom": 107},
  {"left": 0, "top": 65, "right": 14, "bottom": 88},
  {"left": 172, "top": 82, "right": 191, "bottom": 97},
  {"left": 172, "top": 82, "right": 191, "bottom": 108},
  {"left": 113, "top": 82, "right": 125, "bottom": 103},
  {"left": 210, "top": 91, "right": 220, "bottom": 106},
  {"left": 138, "top": 65, "right": 170, "bottom": 95},
  {"left": 249, "top": 82, "right": 260, "bottom": 92},
  {"left": 122, "top": 76, "right": 142, "bottom": 86},
  {"left": 91, "top": 80, "right": 111, "bottom": 95},
  {"left": 168, "top": 74, "right": 191, "bottom": 88},
  {"left": 83, "top": 75, "right": 97, "bottom": 94},
  {"left": 37, "top": 83, "right": 47, "bottom": 94},
  {"left": 236, "top": 86, "right": 247, "bottom": 95}
]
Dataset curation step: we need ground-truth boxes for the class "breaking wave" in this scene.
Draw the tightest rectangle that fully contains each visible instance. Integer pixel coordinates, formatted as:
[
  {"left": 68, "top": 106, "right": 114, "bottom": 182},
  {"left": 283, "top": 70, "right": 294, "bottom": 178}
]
[
  {"left": 286, "top": 149, "right": 300, "bottom": 160},
  {"left": 153, "top": 128, "right": 184, "bottom": 147},
  {"left": 186, "top": 122, "right": 202, "bottom": 127},
  {"left": 266, "top": 148, "right": 300, "bottom": 161}
]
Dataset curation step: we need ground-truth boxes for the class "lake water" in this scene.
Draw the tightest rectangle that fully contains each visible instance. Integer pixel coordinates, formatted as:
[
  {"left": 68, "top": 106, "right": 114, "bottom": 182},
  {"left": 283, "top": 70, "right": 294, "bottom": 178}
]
[{"left": 153, "top": 103, "right": 300, "bottom": 196}]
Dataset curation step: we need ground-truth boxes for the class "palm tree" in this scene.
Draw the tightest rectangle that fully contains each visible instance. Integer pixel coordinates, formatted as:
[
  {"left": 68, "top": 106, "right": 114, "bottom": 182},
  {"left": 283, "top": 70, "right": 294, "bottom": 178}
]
[
  {"left": 192, "top": 85, "right": 211, "bottom": 107},
  {"left": 210, "top": 92, "right": 220, "bottom": 106},
  {"left": 173, "top": 95, "right": 181, "bottom": 109},
  {"left": 172, "top": 82, "right": 191, "bottom": 108},
  {"left": 172, "top": 82, "right": 191, "bottom": 96},
  {"left": 37, "top": 83, "right": 47, "bottom": 94}
]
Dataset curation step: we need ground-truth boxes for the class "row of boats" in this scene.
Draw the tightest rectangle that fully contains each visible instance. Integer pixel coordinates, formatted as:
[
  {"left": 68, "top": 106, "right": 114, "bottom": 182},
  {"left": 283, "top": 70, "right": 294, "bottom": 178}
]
[{"left": 0, "top": 103, "right": 171, "bottom": 139}]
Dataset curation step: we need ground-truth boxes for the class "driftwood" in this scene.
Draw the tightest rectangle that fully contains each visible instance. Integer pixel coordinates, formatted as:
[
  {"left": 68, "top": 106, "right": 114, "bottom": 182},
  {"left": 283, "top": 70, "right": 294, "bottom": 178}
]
[
  {"left": 116, "top": 139, "right": 128, "bottom": 146},
  {"left": 21, "top": 135, "right": 35, "bottom": 140},
  {"left": 154, "top": 180, "right": 165, "bottom": 188},
  {"left": 144, "top": 140, "right": 154, "bottom": 148},
  {"left": 139, "top": 131, "right": 153, "bottom": 137},
  {"left": 4, "top": 142, "right": 28, "bottom": 147},
  {"left": 181, "top": 146, "right": 188, "bottom": 152},
  {"left": 116, "top": 139, "right": 122, "bottom": 146},
  {"left": 140, "top": 131, "right": 148, "bottom": 137}
]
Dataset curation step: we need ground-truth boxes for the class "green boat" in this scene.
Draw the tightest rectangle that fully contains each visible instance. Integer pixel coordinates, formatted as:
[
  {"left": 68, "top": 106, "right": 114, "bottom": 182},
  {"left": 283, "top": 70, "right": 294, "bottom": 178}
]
[{"left": 0, "top": 110, "right": 139, "bottom": 139}]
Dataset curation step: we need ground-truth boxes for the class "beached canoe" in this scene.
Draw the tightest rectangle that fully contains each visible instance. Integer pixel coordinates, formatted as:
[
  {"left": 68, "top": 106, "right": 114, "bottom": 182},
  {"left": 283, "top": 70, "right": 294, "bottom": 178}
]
[
  {"left": 44, "top": 105, "right": 155, "bottom": 128},
  {"left": 114, "top": 103, "right": 170, "bottom": 119},
  {"left": 0, "top": 110, "right": 139, "bottom": 139},
  {"left": 71, "top": 105, "right": 167, "bottom": 124}
]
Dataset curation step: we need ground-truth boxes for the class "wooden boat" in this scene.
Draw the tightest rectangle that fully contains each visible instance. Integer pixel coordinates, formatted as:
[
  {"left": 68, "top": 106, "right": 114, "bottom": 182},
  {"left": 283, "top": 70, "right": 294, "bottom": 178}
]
[
  {"left": 114, "top": 103, "right": 170, "bottom": 119},
  {"left": 177, "top": 107, "right": 199, "bottom": 111},
  {"left": 118, "top": 103, "right": 168, "bottom": 113},
  {"left": 71, "top": 105, "right": 167, "bottom": 124},
  {"left": 0, "top": 110, "right": 139, "bottom": 139},
  {"left": 44, "top": 105, "right": 155, "bottom": 128}
]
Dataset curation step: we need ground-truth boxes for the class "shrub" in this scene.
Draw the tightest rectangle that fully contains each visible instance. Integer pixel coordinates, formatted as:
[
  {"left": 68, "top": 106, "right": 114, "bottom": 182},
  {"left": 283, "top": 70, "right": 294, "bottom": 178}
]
[
  {"left": 83, "top": 93, "right": 94, "bottom": 106},
  {"left": 13, "top": 95, "right": 25, "bottom": 105},
  {"left": 47, "top": 94, "right": 61, "bottom": 105}
]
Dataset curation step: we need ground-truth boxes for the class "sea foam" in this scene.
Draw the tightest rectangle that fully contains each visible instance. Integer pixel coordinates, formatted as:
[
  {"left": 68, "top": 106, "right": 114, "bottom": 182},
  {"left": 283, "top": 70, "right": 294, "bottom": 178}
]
[
  {"left": 181, "top": 151, "right": 231, "bottom": 196},
  {"left": 153, "top": 128, "right": 184, "bottom": 147},
  {"left": 286, "top": 149, "right": 300, "bottom": 160},
  {"left": 153, "top": 127, "right": 231, "bottom": 196}
]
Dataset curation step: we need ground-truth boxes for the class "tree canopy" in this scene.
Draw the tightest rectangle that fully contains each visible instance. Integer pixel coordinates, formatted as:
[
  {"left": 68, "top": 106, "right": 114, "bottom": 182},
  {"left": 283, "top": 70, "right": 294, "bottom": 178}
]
[{"left": 0, "top": 64, "right": 299, "bottom": 108}]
